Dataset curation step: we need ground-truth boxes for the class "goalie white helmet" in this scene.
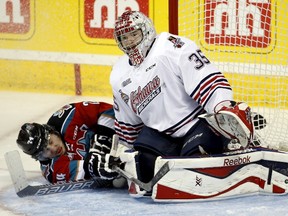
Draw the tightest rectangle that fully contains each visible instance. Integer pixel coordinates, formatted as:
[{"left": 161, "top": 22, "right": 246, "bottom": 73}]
[{"left": 114, "top": 11, "right": 156, "bottom": 67}]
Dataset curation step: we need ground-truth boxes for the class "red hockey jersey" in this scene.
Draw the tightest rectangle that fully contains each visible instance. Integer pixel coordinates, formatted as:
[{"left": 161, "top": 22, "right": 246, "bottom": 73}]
[{"left": 40, "top": 101, "right": 114, "bottom": 183}]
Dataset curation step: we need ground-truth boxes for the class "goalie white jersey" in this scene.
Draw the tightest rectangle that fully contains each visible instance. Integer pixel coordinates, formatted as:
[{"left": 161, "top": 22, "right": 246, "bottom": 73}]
[{"left": 110, "top": 32, "right": 233, "bottom": 146}]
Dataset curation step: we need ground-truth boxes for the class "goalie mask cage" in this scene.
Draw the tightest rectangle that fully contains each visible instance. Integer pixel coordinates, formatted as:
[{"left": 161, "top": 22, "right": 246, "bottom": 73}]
[{"left": 169, "top": 0, "right": 288, "bottom": 149}]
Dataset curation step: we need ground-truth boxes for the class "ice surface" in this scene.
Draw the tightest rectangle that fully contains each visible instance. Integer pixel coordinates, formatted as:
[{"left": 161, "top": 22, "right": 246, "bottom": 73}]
[{"left": 0, "top": 91, "right": 288, "bottom": 216}]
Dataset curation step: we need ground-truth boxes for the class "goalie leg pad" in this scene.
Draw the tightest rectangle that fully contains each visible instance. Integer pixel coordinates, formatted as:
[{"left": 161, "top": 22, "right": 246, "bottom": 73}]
[{"left": 152, "top": 148, "right": 288, "bottom": 202}]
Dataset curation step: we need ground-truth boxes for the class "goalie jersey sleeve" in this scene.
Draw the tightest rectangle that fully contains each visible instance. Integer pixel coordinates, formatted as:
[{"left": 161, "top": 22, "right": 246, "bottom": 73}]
[
  {"left": 110, "top": 32, "right": 233, "bottom": 146},
  {"left": 41, "top": 101, "right": 114, "bottom": 183}
]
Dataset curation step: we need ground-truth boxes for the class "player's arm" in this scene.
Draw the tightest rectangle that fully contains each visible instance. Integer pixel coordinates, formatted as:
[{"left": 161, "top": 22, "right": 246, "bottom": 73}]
[
  {"left": 40, "top": 156, "right": 86, "bottom": 183},
  {"left": 176, "top": 39, "right": 233, "bottom": 113},
  {"left": 176, "top": 40, "right": 254, "bottom": 148},
  {"left": 109, "top": 60, "right": 143, "bottom": 147},
  {"left": 112, "top": 90, "right": 144, "bottom": 147},
  {"left": 73, "top": 101, "right": 113, "bottom": 129}
]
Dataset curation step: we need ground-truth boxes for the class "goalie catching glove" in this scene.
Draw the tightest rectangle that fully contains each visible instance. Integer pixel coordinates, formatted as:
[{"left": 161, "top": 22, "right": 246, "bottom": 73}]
[{"left": 199, "top": 101, "right": 254, "bottom": 149}]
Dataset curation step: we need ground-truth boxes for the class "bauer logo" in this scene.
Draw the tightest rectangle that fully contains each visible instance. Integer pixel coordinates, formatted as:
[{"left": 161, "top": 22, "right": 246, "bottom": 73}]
[
  {"left": 204, "top": 0, "right": 272, "bottom": 48},
  {"left": 81, "top": 0, "right": 149, "bottom": 43},
  {"left": 0, "top": 0, "right": 35, "bottom": 40}
]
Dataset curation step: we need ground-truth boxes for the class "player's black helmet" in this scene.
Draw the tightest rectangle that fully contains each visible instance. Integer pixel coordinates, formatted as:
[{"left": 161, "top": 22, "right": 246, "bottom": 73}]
[{"left": 16, "top": 123, "right": 54, "bottom": 161}]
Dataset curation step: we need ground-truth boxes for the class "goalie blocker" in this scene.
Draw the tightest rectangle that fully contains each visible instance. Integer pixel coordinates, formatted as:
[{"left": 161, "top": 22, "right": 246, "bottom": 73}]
[{"left": 151, "top": 147, "right": 288, "bottom": 202}]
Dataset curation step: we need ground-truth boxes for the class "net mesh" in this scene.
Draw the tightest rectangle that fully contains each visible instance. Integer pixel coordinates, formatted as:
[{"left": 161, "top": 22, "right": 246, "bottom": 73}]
[{"left": 178, "top": 0, "right": 288, "bottom": 148}]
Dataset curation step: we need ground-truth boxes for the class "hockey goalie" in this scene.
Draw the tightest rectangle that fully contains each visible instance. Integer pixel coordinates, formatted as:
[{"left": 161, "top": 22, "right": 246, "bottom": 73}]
[
  {"left": 112, "top": 100, "right": 288, "bottom": 202},
  {"left": 107, "top": 11, "right": 288, "bottom": 202},
  {"left": 112, "top": 101, "right": 288, "bottom": 202}
]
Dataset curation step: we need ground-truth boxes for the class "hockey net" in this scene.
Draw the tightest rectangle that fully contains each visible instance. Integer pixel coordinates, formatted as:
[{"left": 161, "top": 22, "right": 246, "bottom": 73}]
[{"left": 172, "top": 0, "right": 288, "bottom": 149}]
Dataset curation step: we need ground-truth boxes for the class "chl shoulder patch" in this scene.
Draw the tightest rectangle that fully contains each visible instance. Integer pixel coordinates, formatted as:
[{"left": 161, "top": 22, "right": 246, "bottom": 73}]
[{"left": 168, "top": 36, "right": 185, "bottom": 48}]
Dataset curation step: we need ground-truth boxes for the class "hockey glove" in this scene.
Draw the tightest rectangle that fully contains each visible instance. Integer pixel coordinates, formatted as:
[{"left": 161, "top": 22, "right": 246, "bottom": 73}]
[
  {"left": 90, "top": 125, "right": 115, "bottom": 155},
  {"left": 90, "top": 134, "right": 112, "bottom": 155},
  {"left": 199, "top": 100, "right": 254, "bottom": 148},
  {"left": 84, "top": 152, "right": 121, "bottom": 180}
]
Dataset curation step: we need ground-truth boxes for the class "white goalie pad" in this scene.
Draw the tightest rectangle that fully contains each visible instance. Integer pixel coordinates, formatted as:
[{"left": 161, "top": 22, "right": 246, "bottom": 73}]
[{"left": 151, "top": 147, "right": 288, "bottom": 202}]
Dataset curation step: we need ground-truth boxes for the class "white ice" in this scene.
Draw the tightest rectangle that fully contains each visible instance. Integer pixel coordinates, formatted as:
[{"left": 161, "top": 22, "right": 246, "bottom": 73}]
[{"left": 0, "top": 91, "right": 288, "bottom": 216}]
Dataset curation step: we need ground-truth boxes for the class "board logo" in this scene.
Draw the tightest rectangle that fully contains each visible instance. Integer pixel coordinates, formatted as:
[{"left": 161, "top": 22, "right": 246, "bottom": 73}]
[
  {"left": 80, "top": 0, "right": 149, "bottom": 44},
  {"left": 0, "top": 0, "right": 35, "bottom": 40},
  {"left": 204, "top": 0, "right": 272, "bottom": 48}
]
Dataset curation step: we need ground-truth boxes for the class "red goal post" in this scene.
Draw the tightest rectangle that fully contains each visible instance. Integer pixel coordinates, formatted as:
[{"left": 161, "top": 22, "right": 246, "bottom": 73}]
[{"left": 168, "top": 0, "right": 288, "bottom": 149}]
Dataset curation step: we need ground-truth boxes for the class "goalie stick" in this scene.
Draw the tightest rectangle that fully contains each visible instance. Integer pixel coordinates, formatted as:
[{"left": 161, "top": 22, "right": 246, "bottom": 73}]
[
  {"left": 112, "top": 162, "right": 170, "bottom": 192},
  {"left": 4, "top": 150, "right": 111, "bottom": 197},
  {"left": 110, "top": 135, "right": 171, "bottom": 191}
]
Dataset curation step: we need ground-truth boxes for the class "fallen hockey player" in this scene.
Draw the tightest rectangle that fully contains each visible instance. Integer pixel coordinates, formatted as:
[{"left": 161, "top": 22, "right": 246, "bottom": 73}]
[{"left": 15, "top": 101, "right": 126, "bottom": 189}]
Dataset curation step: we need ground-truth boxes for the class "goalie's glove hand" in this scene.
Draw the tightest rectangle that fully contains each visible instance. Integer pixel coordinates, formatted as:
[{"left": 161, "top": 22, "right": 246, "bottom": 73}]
[
  {"left": 90, "top": 133, "right": 113, "bottom": 155},
  {"left": 84, "top": 152, "right": 121, "bottom": 180},
  {"left": 214, "top": 100, "right": 254, "bottom": 148}
]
